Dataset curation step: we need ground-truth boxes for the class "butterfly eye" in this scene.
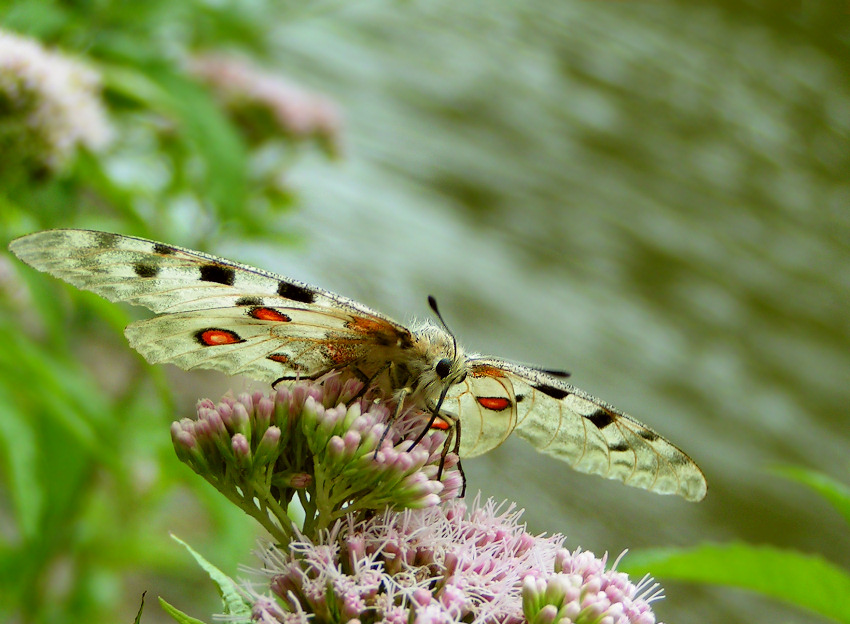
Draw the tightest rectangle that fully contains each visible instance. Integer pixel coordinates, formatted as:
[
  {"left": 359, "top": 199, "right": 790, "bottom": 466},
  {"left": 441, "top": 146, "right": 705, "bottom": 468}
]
[{"left": 435, "top": 358, "right": 452, "bottom": 379}]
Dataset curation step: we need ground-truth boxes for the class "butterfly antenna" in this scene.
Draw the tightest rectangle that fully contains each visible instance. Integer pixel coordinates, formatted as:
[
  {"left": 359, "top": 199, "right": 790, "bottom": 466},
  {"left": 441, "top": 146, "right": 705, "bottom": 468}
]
[{"left": 427, "top": 295, "right": 457, "bottom": 360}]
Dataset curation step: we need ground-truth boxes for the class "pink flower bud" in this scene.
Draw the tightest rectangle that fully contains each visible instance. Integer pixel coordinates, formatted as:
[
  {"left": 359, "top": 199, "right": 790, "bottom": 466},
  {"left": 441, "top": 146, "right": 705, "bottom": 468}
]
[
  {"left": 412, "top": 588, "right": 432, "bottom": 607},
  {"left": 255, "top": 396, "right": 274, "bottom": 429},
  {"left": 327, "top": 436, "right": 346, "bottom": 457}
]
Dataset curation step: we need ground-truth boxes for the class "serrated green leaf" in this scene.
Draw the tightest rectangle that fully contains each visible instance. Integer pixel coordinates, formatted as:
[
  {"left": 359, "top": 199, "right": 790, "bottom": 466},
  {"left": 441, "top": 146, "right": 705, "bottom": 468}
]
[
  {"left": 170, "top": 534, "right": 252, "bottom": 620},
  {"left": 772, "top": 465, "right": 850, "bottom": 528},
  {"left": 623, "top": 542, "right": 850, "bottom": 624},
  {"left": 158, "top": 596, "right": 210, "bottom": 624}
]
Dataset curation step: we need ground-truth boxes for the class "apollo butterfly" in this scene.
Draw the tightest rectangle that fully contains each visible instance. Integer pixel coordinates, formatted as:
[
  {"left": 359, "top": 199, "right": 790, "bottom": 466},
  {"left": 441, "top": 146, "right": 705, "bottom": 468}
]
[{"left": 9, "top": 229, "right": 707, "bottom": 501}]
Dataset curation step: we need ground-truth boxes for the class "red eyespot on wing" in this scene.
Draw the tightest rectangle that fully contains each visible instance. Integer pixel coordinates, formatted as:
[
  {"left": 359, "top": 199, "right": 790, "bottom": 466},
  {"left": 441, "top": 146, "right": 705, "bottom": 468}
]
[
  {"left": 268, "top": 353, "right": 289, "bottom": 363},
  {"left": 250, "top": 307, "right": 292, "bottom": 322},
  {"left": 196, "top": 328, "right": 245, "bottom": 346},
  {"left": 430, "top": 417, "right": 451, "bottom": 430},
  {"left": 477, "top": 396, "right": 512, "bottom": 411}
]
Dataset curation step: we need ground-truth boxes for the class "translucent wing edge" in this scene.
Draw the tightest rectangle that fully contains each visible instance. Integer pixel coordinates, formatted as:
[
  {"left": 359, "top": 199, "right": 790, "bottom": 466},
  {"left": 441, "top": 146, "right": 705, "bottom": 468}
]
[{"left": 466, "top": 357, "right": 708, "bottom": 502}]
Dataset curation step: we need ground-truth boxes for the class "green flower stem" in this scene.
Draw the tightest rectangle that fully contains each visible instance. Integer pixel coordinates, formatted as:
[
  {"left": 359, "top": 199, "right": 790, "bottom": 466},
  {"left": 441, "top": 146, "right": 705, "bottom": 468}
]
[
  {"left": 311, "top": 460, "right": 336, "bottom": 532},
  {"left": 298, "top": 488, "right": 317, "bottom": 535},
  {"left": 204, "top": 471, "right": 294, "bottom": 545},
  {"left": 255, "top": 484, "right": 294, "bottom": 538},
  {"left": 232, "top": 488, "right": 292, "bottom": 545}
]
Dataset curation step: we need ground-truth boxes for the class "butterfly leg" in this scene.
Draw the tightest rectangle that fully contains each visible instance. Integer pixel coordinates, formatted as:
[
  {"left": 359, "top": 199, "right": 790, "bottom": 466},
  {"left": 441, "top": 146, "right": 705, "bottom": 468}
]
[
  {"left": 405, "top": 384, "right": 454, "bottom": 452},
  {"left": 370, "top": 360, "right": 422, "bottom": 457},
  {"left": 271, "top": 370, "right": 330, "bottom": 389},
  {"left": 436, "top": 417, "right": 464, "bottom": 492},
  {"left": 446, "top": 418, "right": 466, "bottom": 497},
  {"left": 271, "top": 360, "right": 377, "bottom": 391}
]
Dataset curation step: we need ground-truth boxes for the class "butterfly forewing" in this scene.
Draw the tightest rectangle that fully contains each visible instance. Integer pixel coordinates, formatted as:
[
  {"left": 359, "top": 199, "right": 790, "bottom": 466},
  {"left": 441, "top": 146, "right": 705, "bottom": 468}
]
[
  {"left": 9, "top": 229, "right": 413, "bottom": 382},
  {"left": 448, "top": 358, "right": 707, "bottom": 502},
  {"left": 8, "top": 229, "right": 394, "bottom": 318}
]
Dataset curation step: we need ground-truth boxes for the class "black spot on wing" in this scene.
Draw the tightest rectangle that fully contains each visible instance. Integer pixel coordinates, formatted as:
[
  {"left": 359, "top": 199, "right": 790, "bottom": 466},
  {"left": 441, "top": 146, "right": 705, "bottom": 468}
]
[
  {"left": 638, "top": 429, "right": 660, "bottom": 442},
  {"left": 586, "top": 409, "right": 615, "bottom": 429},
  {"left": 133, "top": 262, "right": 159, "bottom": 278},
  {"left": 667, "top": 453, "right": 689, "bottom": 466},
  {"left": 536, "top": 368, "right": 571, "bottom": 378},
  {"left": 608, "top": 441, "right": 630, "bottom": 452},
  {"left": 94, "top": 232, "right": 118, "bottom": 248},
  {"left": 516, "top": 394, "right": 525, "bottom": 403},
  {"left": 272, "top": 367, "right": 311, "bottom": 387},
  {"left": 236, "top": 296, "right": 263, "bottom": 306},
  {"left": 533, "top": 383, "right": 570, "bottom": 400},
  {"left": 277, "top": 281, "right": 315, "bottom": 304},
  {"left": 200, "top": 264, "right": 236, "bottom": 285},
  {"left": 153, "top": 243, "right": 175, "bottom": 255}
]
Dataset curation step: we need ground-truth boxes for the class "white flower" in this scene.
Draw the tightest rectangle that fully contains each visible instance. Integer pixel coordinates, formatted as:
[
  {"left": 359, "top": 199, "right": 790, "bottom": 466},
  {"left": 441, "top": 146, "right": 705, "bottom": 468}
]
[{"left": 0, "top": 29, "right": 111, "bottom": 170}]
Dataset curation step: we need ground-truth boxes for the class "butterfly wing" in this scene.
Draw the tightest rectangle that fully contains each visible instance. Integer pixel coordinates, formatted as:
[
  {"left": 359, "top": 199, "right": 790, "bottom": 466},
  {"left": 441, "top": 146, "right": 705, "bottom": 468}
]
[
  {"left": 9, "top": 229, "right": 413, "bottom": 382},
  {"left": 444, "top": 358, "right": 707, "bottom": 501}
]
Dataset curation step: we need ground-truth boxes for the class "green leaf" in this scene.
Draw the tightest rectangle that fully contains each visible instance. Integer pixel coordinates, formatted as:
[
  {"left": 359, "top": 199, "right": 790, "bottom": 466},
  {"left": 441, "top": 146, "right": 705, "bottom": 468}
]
[
  {"left": 170, "top": 534, "right": 252, "bottom": 620},
  {"left": 0, "top": 386, "right": 42, "bottom": 539},
  {"left": 772, "top": 465, "right": 850, "bottom": 528},
  {"left": 158, "top": 597, "right": 210, "bottom": 624},
  {"left": 134, "top": 592, "right": 147, "bottom": 624},
  {"left": 623, "top": 542, "right": 850, "bottom": 624}
]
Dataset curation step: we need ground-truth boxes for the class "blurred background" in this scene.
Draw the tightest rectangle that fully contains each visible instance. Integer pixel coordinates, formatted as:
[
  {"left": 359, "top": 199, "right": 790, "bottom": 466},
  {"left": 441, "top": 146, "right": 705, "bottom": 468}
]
[{"left": 0, "top": 1, "right": 848, "bottom": 623}]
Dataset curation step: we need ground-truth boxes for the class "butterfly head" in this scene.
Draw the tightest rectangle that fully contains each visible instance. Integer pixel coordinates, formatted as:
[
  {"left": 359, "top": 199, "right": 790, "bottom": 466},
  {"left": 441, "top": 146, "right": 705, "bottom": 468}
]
[
  {"left": 405, "top": 299, "right": 470, "bottom": 414},
  {"left": 424, "top": 295, "right": 468, "bottom": 386},
  {"left": 409, "top": 322, "right": 468, "bottom": 389},
  {"left": 434, "top": 354, "right": 467, "bottom": 386}
]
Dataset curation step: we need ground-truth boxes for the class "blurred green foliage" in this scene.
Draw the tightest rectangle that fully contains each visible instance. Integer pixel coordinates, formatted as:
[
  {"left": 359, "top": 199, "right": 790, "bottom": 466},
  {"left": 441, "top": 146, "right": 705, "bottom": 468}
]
[
  {"left": 0, "top": 2, "right": 336, "bottom": 622},
  {"left": 0, "top": 0, "right": 339, "bottom": 240}
]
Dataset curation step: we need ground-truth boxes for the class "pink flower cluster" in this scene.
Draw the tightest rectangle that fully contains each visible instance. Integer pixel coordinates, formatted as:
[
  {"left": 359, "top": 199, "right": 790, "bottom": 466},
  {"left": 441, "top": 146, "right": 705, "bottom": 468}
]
[
  {"left": 246, "top": 498, "right": 664, "bottom": 624},
  {"left": 169, "top": 375, "right": 664, "bottom": 623},
  {"left": 189, "top": 54, "right": 341, "bottom": 151},
  {"left": 171, "top": 375, "right": 462, "bottom": 542},
  {"left": 522, "top": 550, "right": 663, "bottom": 624}
]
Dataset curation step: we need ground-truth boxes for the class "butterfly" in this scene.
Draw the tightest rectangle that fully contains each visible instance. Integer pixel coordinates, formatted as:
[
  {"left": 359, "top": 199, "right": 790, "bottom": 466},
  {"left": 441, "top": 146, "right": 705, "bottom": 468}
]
[{"left": 9, "top": 229, "right": 707, "bottom": 501}]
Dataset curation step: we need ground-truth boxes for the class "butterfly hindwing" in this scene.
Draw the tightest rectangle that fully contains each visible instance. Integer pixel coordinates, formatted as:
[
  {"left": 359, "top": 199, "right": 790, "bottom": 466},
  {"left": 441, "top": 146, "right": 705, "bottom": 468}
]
[
  {"left": 447, "top": 358, "right": 707, "bottom": 501},
  {"left": 125, "top": 306, "right": 404, "bottom": 382}
]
